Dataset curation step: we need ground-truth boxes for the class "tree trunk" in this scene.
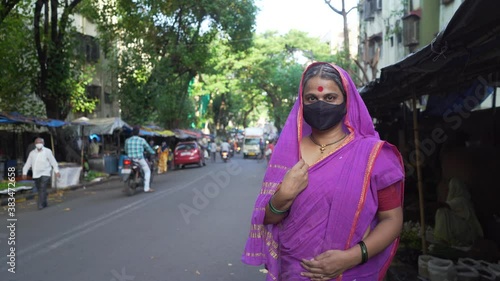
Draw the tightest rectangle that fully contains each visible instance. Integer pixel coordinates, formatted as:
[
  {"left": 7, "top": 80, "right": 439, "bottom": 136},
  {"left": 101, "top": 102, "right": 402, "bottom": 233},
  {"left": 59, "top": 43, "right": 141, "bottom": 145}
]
[
  {"left": 266, "top": 90, "right": 282, "bottom": 132},
  {"left": 242, "top": 107, "right": 253, "bottom": 128},
  {"left": 33, "top": 0, "right": 82, "bottom": 162}
]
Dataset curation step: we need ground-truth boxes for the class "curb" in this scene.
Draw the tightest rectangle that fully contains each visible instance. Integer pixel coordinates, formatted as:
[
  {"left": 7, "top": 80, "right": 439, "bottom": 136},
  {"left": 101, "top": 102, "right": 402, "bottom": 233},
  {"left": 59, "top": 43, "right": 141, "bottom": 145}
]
[{"left": 0, "top": 176, "right": 121, "bottom": 207}]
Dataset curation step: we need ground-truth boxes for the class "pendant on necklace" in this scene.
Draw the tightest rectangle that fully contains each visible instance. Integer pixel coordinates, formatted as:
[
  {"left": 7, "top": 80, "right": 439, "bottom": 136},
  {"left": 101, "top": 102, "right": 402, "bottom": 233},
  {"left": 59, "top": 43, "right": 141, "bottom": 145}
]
[{"left": 320, "top": 146, "right": 326, "bottom": 153}]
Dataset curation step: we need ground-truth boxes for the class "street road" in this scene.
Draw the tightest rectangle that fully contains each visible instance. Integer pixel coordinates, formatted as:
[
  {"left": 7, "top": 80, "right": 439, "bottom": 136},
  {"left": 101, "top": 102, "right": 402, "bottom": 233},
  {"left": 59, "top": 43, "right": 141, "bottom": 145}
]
[{"left": 0, "top": 154, "right": 268, "bottom": 281}]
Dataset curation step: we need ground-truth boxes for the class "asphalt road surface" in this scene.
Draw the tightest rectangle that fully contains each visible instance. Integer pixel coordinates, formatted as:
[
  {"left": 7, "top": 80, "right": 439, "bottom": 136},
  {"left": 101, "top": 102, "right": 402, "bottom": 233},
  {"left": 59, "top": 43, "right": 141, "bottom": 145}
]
[{"left": 0, "top": 153, "right": 269, "bottom": 281}]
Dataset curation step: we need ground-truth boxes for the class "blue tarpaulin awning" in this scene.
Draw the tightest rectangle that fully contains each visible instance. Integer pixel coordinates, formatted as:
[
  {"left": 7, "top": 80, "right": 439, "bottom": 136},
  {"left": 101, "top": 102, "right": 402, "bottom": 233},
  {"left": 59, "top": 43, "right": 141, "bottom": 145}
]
[{"left": 0, "top": 112, "right": 66, "bottom": 127}]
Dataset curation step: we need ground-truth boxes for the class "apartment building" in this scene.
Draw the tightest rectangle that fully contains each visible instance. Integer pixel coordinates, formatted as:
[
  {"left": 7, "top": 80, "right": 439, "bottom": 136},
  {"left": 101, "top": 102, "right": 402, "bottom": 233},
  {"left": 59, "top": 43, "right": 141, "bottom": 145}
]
[
  {"left": 358, "top": 0, "right": 463, "bottom": 84},
  {"left": 68, "top": 13, "right": 120, "bottom": 120}
]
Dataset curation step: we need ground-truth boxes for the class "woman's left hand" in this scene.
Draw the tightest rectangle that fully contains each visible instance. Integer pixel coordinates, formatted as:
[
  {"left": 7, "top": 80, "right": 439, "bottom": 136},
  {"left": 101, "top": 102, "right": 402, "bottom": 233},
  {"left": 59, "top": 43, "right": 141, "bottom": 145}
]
[{"left": 300, "top": 249, "right": 356, "bottom": 280}]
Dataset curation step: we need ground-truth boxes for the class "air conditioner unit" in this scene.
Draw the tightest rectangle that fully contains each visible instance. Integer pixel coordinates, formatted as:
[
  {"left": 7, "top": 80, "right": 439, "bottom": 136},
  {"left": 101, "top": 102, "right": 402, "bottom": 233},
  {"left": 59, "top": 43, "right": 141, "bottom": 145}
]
[{"left": 402, "top": 14, "right": 420, "bottom": 47}]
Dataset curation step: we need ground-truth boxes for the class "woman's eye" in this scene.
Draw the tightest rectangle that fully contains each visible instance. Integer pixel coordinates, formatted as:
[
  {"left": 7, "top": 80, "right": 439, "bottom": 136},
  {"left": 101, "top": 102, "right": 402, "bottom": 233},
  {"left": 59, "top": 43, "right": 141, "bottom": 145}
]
[
  {"left": 325, "top": 95, "right": 336, "bottom": 101},
  {"left": 307, "top": 96, "right": 317, "bottom": 101}
]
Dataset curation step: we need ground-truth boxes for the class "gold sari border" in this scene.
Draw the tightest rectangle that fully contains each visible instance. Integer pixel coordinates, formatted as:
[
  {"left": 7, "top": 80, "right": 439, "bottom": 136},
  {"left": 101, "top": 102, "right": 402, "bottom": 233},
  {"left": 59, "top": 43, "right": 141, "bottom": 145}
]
[{"left": 345, "top": 141, "right": 384, "bottom": 248}]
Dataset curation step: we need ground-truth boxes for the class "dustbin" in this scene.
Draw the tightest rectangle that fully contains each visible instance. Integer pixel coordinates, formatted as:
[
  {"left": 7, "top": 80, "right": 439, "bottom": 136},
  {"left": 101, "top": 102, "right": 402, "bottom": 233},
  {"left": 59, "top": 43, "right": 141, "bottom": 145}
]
[{"left": 104, "top": 155, "right": 118, "bottom": 174}]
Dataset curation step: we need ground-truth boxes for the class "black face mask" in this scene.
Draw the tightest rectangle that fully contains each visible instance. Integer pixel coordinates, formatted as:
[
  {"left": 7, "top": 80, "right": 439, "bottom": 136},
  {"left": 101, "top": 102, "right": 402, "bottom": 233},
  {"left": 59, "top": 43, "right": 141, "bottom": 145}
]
[{"left": 303, "top": 101, "right": 346, "bottom": 131}]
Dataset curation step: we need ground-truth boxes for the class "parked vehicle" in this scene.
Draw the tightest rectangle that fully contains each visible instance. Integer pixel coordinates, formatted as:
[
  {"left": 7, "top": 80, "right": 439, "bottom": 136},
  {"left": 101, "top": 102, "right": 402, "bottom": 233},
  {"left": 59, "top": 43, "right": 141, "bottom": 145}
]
[
  {"left": 174, "top": 141, "right": 205, "bottom": 169},
  {"left": 121, "top": 157, "right": 155, "bottom": 196}
]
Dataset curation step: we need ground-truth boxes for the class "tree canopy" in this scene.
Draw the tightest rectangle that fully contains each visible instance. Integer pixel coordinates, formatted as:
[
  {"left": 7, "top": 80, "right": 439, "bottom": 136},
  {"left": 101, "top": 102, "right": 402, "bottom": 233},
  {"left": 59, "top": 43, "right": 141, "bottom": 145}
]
[
  {"left": 83, "top": 0, "right": 257, "bottom": 128},
  {"left": 1, "top": 0, "right": 355, "bottom": 137}
]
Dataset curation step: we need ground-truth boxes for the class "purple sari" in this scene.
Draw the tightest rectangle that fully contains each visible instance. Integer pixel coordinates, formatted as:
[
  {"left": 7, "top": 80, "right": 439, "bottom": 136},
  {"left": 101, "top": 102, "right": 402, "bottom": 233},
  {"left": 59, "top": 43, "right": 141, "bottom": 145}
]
[{"left": 242, "top": 63, "right": 404, "bottom": 281}]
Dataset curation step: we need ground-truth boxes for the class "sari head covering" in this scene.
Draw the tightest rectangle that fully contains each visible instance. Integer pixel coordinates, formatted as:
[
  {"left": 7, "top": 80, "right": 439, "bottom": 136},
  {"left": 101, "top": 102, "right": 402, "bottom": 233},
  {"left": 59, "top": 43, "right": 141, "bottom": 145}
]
[{"left": 242, "top": 62, "right": 404, "bottom": 281}]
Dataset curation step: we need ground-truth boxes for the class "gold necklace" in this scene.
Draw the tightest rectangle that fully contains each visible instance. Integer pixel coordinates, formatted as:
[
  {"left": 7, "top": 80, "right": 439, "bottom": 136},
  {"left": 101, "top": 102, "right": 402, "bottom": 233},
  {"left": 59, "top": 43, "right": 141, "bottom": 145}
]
[{"left": 309, "top": 133, "right": 347, "bottom": 153}]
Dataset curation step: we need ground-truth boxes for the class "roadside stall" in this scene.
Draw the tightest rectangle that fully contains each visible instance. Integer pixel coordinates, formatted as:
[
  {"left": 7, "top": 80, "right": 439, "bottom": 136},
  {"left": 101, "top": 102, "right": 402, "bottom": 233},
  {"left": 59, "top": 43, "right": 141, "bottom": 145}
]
[
  {"left": 78, "top": 117, "right": 132, "bottom": 175},
  {"left": 0, "top": 112, "right": 81, "bottom": 191}
]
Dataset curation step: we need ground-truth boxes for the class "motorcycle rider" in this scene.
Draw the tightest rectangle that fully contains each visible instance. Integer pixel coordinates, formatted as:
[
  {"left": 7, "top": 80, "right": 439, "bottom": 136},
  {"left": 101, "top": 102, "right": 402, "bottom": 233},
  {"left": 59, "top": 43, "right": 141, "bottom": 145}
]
[
  {"left": 220, "top": 139, "right": 231, "bottom": 161},
  {"left": 265, "top": 139, "right": 275, "bottom": 164},
  {"left": 125, "top": 127, "right": 156, "bottom": 193}
]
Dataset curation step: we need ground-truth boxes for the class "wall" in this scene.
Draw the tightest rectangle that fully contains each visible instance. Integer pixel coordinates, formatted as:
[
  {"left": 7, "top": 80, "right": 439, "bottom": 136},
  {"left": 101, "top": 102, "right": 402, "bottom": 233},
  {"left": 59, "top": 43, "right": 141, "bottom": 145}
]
[
  {"left": 67, "top": 14, "right": 120, "bottom": 120},
  {"left": 420, "top": 0, "right": 440, "bottom": 45},
  {"left": 439, "top": 0, "right": 463, "bottom": 30},
  {"left": 358, "top": 0, "right": 407, "bottom": 81}
]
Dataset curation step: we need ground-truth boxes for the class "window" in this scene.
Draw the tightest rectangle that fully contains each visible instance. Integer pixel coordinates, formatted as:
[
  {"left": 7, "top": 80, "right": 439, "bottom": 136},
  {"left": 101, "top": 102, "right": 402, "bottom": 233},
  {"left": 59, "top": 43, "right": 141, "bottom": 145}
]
[
  {"left": 86, "top": 85, "right": 102, "bottom": 100},
  {"left": 395, "top": 20, "right": 403, "bottom": 44},
  {"left": 363, "top": 34, "right": 382, "bottom": 64},
  {"left": 77, "top": 33, "right": 100, "bottom": 63},
  {"left": 376, "top": 0, "right": 382, "bottom": 10},
  {"left": 104, "top": 92, "right": 112, "bottom": 104},
  {"left": 402, "top": 13, "right": 420, "bottom": 47},
  {"left": 363, "top": 0, "right": 375, "bottom": 21},
  {"left": 368, "top": 36, "right": 382, "bottom": 62}
]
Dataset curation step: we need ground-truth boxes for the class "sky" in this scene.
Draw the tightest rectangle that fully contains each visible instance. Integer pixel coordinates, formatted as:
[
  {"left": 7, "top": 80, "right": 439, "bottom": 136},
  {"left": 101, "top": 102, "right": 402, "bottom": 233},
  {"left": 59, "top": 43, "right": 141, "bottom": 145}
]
[{"left": 254, "top": 0, "right": 359, "bottom": 39}]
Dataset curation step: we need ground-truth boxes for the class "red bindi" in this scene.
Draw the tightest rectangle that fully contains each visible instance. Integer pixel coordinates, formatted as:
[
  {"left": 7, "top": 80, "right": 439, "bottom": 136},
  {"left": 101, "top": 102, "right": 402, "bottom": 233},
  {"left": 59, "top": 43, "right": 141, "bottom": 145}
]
[{"left": 317, "top": 86, "right": 324, "bottom": 92}]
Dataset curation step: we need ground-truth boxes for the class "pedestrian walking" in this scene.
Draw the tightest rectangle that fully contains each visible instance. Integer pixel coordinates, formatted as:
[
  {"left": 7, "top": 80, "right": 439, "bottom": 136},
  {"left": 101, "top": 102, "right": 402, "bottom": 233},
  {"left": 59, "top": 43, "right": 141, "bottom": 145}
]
[
  {"left": 242, "top": 62, "right": 405, "bottom": 280},
  {"left": 22, "top": 137, "right": 61, "bottom": 210},
  {"left": 209, "top": 141, "right": 217, "bottom": 162},
  {"left": 157, "top": 141, "right": 169, "bottom": 174}
]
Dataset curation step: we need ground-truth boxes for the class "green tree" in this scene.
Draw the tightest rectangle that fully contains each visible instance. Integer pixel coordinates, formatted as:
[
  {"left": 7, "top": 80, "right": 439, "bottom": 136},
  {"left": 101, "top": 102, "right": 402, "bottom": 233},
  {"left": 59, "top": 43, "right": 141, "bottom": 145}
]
[
  {"left": 33, "top": 0, "right": 98, "bottom": 120},
  {"left": 0, "top": 0, "right": 22, "bottom": 25},
  {"left": 194, "top": 38, "right": 266, "bottom": 135},
  {"left": 194, "top": 30, "right": 345, "bottom": 133},
  {"left": 86, "top": 0, "right": 257, "bottom": 128},
  {"left": 0, "top": 3, "right": 38, "bottom": 112},
  {"left": 245, "top": 30, "right": 339, "bottom": 131}
]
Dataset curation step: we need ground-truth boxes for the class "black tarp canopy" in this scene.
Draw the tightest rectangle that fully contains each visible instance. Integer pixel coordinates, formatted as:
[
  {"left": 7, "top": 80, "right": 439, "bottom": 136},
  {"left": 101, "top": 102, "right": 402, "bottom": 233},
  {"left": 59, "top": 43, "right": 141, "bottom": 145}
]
[{"left": 359, "top": 0, "right": 500, "bottom": 118}]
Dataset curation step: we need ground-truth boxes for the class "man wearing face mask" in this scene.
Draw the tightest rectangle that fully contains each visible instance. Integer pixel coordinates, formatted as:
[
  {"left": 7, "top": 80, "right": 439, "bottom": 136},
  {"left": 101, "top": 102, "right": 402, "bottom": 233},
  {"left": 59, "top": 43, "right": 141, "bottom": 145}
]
[{"left": 22, "top": 137, "right": 60, "bottom": 210}]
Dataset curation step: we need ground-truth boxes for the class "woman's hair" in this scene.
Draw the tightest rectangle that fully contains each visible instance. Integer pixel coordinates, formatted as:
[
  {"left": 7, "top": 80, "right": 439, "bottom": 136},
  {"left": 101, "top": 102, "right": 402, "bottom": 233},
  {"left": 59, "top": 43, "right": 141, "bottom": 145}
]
[{"left": 302, "top": 63, "right": 346, "bottom": 98}]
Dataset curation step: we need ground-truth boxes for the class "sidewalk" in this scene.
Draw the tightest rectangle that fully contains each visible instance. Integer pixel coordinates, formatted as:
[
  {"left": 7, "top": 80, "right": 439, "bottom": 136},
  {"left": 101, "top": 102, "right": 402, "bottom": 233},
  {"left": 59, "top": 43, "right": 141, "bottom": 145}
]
[{"left": 0, "top": 175, "right": 121, "bottom": 207}]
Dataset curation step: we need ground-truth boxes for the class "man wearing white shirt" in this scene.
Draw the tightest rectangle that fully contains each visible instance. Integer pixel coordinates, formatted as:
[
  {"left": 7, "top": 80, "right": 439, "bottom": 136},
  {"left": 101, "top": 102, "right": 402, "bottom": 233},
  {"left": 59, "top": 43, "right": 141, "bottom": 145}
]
[
  {"left": 22, "top": 138, "right": 60, "bottom": 210},
  {"left": 220, "top": 139, "right": 231, "bottom": 161}
]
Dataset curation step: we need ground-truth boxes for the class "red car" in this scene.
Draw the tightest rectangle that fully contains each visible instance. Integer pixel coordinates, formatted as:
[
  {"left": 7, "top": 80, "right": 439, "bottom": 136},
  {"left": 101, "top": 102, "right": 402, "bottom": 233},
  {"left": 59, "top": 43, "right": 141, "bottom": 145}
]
[{"left": 174, "top": 141, "right": 205, "bottom": 168}]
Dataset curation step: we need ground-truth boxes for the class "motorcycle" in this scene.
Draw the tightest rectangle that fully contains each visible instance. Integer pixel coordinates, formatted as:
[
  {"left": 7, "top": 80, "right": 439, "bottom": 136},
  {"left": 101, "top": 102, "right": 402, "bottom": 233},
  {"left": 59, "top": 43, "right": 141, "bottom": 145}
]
[
  {"left": 121, "top": 157, "right": 155, "bottom": 196},
  {"left": 221, "top": 150, "right": 229, "bottom": 163}
]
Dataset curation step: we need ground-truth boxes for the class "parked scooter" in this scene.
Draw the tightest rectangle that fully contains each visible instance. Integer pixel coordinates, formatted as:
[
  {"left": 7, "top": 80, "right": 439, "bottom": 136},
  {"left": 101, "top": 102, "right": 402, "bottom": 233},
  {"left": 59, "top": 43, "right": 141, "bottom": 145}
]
[{"left": 121, "top": 157, "right": 155, "bottom": 196}]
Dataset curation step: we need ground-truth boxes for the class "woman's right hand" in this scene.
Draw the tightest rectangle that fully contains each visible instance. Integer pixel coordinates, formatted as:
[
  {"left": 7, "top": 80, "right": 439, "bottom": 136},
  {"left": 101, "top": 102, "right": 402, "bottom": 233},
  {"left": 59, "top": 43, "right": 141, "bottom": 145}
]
[
  {"left": 264, "top": 159, "right": 309, "bottom": 224},
  {"left": 277, "top": 159, "right": 309, "bottom": 201}
]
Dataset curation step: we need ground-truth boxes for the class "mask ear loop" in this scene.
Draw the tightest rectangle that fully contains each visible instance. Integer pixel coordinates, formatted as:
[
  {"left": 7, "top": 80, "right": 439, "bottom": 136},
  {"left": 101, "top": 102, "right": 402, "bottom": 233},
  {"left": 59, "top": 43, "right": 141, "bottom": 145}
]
[{"left": 332, "top": 65, "right": 354, "bottom": 136}]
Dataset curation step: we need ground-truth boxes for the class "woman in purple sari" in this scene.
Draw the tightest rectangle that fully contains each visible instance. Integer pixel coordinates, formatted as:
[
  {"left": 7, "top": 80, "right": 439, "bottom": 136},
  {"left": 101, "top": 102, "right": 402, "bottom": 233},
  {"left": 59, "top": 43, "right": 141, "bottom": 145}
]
[{"left": 242, "top": 62, "right": 404, "bottom": 281}]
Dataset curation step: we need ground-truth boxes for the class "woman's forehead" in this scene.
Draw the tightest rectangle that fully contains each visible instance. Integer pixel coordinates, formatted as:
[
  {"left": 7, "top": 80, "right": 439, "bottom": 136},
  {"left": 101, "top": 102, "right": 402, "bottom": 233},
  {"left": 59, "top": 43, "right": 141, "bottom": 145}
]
[{"left": 303, "top": 77, "right": 341, "bottom": 91}]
